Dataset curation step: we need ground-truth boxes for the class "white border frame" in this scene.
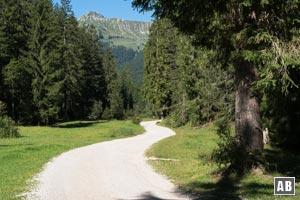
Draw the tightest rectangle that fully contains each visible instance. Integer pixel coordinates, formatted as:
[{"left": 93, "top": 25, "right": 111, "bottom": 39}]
[{"left": 274, "top": 177, "right": 295, "bottom": 196}]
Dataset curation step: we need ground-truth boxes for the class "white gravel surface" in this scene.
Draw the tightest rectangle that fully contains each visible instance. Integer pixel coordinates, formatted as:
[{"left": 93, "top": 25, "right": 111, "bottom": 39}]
[{"left": 26, "top": 120, "right": 192, "bottom": 200}]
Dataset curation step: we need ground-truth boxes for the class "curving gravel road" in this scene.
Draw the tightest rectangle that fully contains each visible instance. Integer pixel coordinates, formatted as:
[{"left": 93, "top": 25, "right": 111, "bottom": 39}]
[{"left": 26, "top": 120, "right": 192, "bottom": 200}]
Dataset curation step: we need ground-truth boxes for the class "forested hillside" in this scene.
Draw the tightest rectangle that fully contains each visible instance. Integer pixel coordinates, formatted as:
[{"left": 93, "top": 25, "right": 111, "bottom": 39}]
[
  {"left": 110, "top": 46, "right": 144, "bottom": 85},
  {"left": 0, "top": 0, "right": 138, "bottom": 125},
  {"left": 78, "top": 11, "right": 151, "bottom": 86}
]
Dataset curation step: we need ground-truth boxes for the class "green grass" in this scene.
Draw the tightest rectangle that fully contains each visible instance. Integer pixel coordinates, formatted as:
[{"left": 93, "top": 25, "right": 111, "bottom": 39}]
[
  {"left": 0, "top": 120, "right": 144, "bottom": 200},
  {"left": 147, "top": 123, "right": 300, "bottom": 200}
]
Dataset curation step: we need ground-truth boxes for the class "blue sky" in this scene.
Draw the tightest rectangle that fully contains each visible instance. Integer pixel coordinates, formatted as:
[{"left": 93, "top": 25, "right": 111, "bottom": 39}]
[{"left": 53, "top": 0, "right": 153, "bottom": 22}]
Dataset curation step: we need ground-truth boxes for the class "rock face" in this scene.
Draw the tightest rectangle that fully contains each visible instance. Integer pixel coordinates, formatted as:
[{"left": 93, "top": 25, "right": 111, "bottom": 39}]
[{"left": 78, "top": 11, "right": 152, "bottom": 51}]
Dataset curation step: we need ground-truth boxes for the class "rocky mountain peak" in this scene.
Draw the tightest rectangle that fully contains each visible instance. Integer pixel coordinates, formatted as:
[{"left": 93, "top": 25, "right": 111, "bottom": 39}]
[{"left": 78, "top": 11, "right": 105, "bottom": 21}]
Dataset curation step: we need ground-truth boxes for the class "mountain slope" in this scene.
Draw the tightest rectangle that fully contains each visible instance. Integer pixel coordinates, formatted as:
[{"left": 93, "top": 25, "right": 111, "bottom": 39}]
[
  {"left": 78, "top": 11, "right": 151, "bottom": 51},
  {"left": 78, "top": 12, "right": 151, "bottom": 85}
]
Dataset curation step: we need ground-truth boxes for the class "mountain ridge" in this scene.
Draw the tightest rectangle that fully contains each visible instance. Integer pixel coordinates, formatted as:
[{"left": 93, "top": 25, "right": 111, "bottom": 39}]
[{"left": 78, "top": 11, "right": 152, "bottom": 51}]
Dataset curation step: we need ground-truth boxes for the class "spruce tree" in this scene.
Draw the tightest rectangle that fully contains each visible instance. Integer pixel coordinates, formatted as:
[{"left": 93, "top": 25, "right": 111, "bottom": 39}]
[
  {"left": 102, "top": 48, "right": 125, "bottom": 119},
  {"left": 143, "top": 18, "right": 176, "bottom": 118},
  {"left": 79, "top": 25, "right": 105, "bottom": 118},
  {"left": 120, "top": 66, "right": 134, "bottom": 111},
  {"left": 102, "top": 48, "right": 118, "bottom": 107},
  {"left": 109, "top": 79, "right": 124, "bottom": 120},
  {"left": 3, "top": 59, "right": 33, "bottom": 123},
  {"left": 0, "top": 0, "right": 33, "bottom": 122},
  {"left": 26, "top": 0, "right": 62, "bottom": 125},
  {"left": 57, "top": 1, "right": 84, "bottom": 120}
]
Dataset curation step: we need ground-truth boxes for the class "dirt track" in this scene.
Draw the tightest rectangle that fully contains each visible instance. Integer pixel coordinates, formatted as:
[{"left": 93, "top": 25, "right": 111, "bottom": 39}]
[{"left": 26, "top": 120, "right": 191, "bottom": 200}]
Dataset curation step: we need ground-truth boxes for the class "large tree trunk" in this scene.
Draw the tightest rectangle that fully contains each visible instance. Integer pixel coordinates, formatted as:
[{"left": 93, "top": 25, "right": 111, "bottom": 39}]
[{"left": 235, "top": 61, "right": 263, "bottom": 159}]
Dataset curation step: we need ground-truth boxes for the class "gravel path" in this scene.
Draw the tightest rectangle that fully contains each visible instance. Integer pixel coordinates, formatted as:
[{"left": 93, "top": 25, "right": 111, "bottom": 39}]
[{"left": 26, "top": 120, "right": 192, "bottom": 200}]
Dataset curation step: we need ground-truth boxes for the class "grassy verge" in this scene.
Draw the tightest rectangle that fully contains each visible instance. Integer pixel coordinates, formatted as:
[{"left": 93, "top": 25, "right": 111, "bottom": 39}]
[
  {"left": 146, "top": 123, "right": 299, "bottom": 200},
  {"left": 0, "top": 120, "right": 144, "bottom": 200}
]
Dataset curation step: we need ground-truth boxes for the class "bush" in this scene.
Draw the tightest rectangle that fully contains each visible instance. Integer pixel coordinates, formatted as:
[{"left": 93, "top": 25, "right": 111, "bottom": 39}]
[
  {"left": 212, "top": 117, "right": 265, "bottom": 174},
  {"left": 0, "top": 101, "right": 7, "bottom": 117},
  {"left": 163, "top": 116, "right": 177, "bottom": 128},
  {"left": 88, "top": 101, "right": 103, "bottom": 120},
  {"left": 214, "top": 116, "right": 231, "bottom": 136},
  {"left": 131, "top": 117, "right": 141, "bottom": 125},
  {"left": 0, "top": 117, "right": 20, "bottom": 138},
  {"left": 125, "top": 110, "right": 134, "bottom": 118},
  {"left": 102, "top": 108, "right": 112, "bottom": 120},
  {"left": 164, "top": 112, "right": 187, "bottom": 128},
  {"left": 212, "top": 116, "right": 239, "bottom": 172},
  {"left": 212, "top": 133, "right": 239, "bottom": 169}
]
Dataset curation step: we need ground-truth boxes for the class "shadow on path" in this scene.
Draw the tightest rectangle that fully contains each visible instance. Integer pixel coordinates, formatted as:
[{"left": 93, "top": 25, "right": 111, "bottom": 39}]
[{"left": 119, "top": 191, "right": 188, "bottom": 200}]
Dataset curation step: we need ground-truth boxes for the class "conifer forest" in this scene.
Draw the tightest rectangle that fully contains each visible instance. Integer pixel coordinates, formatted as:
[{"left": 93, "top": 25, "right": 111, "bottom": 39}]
[{"left": 0, "top": 0, "right": 137, "bottom": 126}]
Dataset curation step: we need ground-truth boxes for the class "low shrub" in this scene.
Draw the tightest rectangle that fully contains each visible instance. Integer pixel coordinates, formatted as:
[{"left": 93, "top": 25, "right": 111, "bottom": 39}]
[
  {"left": 88, "top": 101, "right": 103, "bottom": 120},
  {"left": 163, "top": 114, "right": 185, "bottom": 128},
  {"left": 212, "top": 117, "right": 265, "bottom": 174},
  {"left": 0, "top": 101, "right": 7, "bottom": 117},
  {"left": 109, "top": 128, "right": 136, "bottom": 138},
  {"left": 102, "top": 108, "right": 112, "bottom": 120},
  {"left": 131, "top": 117, "right": 141, "bottom": 125},
  {"left": 0, "top": 117, "right": 20, "bottom": 138}
]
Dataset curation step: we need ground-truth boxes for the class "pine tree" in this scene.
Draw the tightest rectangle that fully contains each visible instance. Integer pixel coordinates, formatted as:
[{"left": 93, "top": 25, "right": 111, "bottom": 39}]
[
  {"left": 109, "top": 79, "right": 124, "bottom": 120},
  {"left": 25, "top": 0, "right": 62, "bottom": 125},
  {"left": 102, "top": 48, "right": 118, "bottom": 107},
  {"left": 102, "top": 48, "right": 125, "bottom": 119},
  {"left": 0, "top": 0, "right": 33, "bottom": 122},
  {"left": 171, "top": 34, "right": 198, "bottom": 126},
  {"left": 3, "top": 58, "right": 33, "bottom": 123},
  {"left": 57, "top": 1, "right": 84, "bottom": 120},
  {"left": 79, "top": 25, "right": 105, "bottom": 118},
  {"left": 120, "top": 66, "right": 134, "bottom": 111},
  {"left": 143, "top": 18, "right": 177, "bottom": 118}
]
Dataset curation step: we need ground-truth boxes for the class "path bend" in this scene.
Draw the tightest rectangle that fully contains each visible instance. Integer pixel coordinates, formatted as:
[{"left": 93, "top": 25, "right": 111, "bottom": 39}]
[{"left": 26, "top": 120, "right": 192, "bottom": 200}]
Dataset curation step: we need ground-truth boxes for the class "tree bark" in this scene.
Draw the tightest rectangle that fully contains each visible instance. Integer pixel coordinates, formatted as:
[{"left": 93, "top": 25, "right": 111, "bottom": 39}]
[{"left": 235, "top": 61, "right": 263, "bottom": 155}]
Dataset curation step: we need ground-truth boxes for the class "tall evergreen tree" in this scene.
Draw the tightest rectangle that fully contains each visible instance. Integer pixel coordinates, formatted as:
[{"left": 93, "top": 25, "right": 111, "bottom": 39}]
[
  {"left": 109, "top": 79, "right": 124, "bottom": 119},
  {"left": 26, "top": 0, "right": 62, "bottom": 125},
  {"left": 57, "top": 1, "right": 83, "bottom": 120},
  {"left": 102, "top": 48, "right": 118, "bottom": 107},
  {"left": 3, "top": 58, "right": 33, "bottom": 123},
  {"left": 0, "top": 0, "right": 32, "bottom": 122},
  {"left": 120, "top": 66, "right": 134, "bottom": 111},
  {"left": 143, "top": 18, "right": 176, "bottom": 118},
  {"left": 78, "top": 25, "right": 105, "bottom": 118}
]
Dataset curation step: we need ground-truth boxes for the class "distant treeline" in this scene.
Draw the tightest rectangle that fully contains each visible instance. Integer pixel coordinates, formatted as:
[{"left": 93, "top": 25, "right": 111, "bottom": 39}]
[
  {"left": 0, "top": 0, "right": 138, "bottom": 125},
  {"left": 111, "top": 45, "right": 144, "bottom": 86}
]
